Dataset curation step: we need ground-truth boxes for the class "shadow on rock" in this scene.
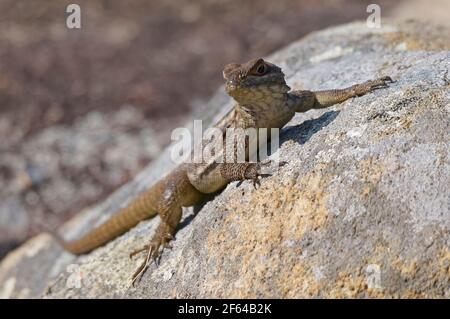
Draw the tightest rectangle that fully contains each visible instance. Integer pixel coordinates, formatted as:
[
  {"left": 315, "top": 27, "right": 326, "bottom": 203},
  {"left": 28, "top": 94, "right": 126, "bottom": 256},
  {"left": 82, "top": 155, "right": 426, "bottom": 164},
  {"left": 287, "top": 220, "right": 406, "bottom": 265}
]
[{"left": 281, "top": 110, "right": 340, "bottom": 146}]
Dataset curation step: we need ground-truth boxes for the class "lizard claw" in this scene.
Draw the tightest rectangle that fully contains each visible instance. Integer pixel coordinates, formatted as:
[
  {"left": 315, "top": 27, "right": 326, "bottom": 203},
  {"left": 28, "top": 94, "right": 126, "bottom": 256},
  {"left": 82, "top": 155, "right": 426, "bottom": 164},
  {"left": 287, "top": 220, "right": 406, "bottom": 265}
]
[
  {"left": 131, "top": 245, "right": 161, "bottom": 286},
  {"left": 252, "top": 176, "right": 261, "bottom": 189},
  {"left": 154, "top": 254, "right": 161, "bottom": 267},
  {"left": 131, "top": 245, "right": 155, "bottom": 287},
  {"left": 245, "top": 160, "right": 288, "bottom": 190},
  {"left": 379, "top": 76, "right": 394, "bottom": 83},
  {"left": 353, "top": 76, "right": 394, "bottom": 96},
  {"left": 259, "top": 161, "right": 272, "bottom": 168},
  {"left": 261, "top": 159, "right": 288, "bottom": 169},
  {"left": 368, "top": 76, "right": 394, "bottom": 91},
  {"left": 129, "top": 245, "right": 149, "bottom": 259},
  {"left": 130, "top": 230, "right": 176, "bottom": 286},
  {"left": 252, "top": 174, "right": 271, "bottom": 189},
  {"left": 278, "top": 160, "right": 288, "bottom": 167},
  {"left": 234, "top": 160, "right": 288, "bottom": 190}
]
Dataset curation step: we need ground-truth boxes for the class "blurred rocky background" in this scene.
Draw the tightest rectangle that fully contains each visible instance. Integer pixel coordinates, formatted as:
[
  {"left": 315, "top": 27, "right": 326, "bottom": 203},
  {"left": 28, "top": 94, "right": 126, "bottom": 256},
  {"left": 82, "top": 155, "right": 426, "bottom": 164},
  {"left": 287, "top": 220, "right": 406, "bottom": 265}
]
[{"left": 0, "top": 0, "right": 446, "bottom": 259}]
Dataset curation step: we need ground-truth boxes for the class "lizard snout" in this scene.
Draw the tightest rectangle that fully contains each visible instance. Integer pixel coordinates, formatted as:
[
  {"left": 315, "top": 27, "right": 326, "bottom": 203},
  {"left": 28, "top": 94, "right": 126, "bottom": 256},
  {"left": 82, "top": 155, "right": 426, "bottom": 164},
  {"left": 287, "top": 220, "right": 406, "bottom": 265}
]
[{"left": 226, "top": 80, "right": 238, "bottom": 91}]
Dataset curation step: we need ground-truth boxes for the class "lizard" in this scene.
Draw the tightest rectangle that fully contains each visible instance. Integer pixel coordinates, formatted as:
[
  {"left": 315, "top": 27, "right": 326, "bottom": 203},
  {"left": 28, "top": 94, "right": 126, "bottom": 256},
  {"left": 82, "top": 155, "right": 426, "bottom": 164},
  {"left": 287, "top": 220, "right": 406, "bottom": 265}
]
[{"left": 52, "top": 58, "right": 393, "bottom": 285}]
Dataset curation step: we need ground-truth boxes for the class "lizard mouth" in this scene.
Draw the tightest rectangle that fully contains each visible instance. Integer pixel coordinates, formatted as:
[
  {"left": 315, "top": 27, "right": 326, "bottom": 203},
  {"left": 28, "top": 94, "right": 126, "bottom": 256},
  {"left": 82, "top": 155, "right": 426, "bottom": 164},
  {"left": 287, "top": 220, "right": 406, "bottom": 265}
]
[{"left": 225, "top": 81, "right": 238, "bottom": 93}]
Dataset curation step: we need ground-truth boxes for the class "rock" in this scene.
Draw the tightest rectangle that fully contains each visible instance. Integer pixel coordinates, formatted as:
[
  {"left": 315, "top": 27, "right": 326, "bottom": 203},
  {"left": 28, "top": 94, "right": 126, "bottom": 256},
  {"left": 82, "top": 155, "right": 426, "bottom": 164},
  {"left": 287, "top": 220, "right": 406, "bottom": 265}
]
[
  {"left": 0, "top": 19, "right": 449, "bottom": 298},
  {"left": 389, "top": 0, "right": 450, "bottom": 28},
  {"left": 0, "top": 106, "right": 162, "bottom": 259}
]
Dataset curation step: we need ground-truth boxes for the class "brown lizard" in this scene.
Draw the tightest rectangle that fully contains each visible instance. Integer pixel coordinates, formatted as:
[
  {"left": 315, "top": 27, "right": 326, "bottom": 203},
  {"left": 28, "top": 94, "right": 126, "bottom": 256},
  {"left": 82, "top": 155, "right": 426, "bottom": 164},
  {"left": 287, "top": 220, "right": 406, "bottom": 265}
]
[{"left": 53, "top": 58, "right": 393, "bottom": 284}]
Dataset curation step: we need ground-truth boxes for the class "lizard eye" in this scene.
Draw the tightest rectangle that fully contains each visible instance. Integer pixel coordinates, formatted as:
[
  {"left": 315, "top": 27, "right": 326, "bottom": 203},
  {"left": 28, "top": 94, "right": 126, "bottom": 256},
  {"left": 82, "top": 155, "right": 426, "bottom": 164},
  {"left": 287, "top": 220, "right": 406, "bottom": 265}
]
[{"left": 254, "top": 63, "right": 267, "bottom": 76}]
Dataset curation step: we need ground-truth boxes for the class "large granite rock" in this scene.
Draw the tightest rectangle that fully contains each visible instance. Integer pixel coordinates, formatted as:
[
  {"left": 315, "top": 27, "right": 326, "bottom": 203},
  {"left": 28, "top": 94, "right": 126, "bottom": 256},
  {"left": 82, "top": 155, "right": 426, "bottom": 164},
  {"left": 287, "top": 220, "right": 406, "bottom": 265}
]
[{"left": 0, "top": 20, "right": 449, "bottom": 298}]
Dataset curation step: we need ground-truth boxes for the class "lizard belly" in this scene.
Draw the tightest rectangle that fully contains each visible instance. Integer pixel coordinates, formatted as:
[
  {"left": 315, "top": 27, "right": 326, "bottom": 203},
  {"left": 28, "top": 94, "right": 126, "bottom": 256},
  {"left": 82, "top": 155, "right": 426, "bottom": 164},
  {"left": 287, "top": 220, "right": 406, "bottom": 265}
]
[{"left": 187, "top": 162, "right": 227, "bottom": 194}]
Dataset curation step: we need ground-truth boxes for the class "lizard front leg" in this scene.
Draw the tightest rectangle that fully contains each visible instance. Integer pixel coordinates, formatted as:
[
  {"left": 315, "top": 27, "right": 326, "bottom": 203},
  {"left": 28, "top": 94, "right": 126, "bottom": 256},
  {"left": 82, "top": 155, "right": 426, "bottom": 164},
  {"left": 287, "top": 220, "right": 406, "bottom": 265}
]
[
  {"left": 219, "top": 162, "right": 272, "bottom": 188},
  {"left": 290, "top": 76, "right": 393, "bottom": 112}
]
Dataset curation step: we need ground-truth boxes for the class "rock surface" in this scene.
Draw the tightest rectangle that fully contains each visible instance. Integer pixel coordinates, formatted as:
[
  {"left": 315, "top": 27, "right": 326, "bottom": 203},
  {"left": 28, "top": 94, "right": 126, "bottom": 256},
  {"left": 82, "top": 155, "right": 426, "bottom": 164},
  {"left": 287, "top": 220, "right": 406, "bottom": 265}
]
[
  {"left": 0, "top": 107, "right": 162, "bottom": 259},
  {"left": 0, "top": 20, "right": 449, "bottom": 298}
]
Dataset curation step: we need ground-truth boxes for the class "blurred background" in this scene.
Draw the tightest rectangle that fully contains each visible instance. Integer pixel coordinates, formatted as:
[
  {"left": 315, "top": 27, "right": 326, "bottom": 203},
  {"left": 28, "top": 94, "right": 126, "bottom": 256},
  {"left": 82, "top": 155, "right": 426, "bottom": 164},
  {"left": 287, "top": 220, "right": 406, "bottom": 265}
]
[{"left": 0, "top": 0, "right": 447, "bottom": 259}]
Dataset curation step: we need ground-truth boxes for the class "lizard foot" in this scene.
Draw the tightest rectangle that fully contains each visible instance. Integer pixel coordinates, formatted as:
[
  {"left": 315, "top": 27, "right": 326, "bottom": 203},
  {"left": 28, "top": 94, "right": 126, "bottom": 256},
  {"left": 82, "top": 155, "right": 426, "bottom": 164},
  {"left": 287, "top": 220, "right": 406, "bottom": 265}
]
[
  {"left": 354, "top": 76, "right": 394, "bottom": 96},
  {"left": 130, "top": 232, "right": 174, "bottom": 286},
  {"left": 244, "top": 160, "right": 287, "bottom": 189}
]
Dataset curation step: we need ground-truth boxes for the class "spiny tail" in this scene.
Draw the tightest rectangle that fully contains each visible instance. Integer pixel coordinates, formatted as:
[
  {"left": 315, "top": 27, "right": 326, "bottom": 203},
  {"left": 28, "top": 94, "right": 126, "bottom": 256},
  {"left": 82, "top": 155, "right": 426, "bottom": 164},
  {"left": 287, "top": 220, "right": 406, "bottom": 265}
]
[{"left": 53, "top": 180, "right": 165, "bottom": 255}]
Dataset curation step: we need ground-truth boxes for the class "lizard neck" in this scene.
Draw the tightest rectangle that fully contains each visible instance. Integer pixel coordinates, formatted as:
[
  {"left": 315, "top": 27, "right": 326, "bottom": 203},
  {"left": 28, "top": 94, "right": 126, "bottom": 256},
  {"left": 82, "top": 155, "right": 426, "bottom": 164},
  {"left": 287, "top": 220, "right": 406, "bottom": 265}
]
[{"left": 234, "top": 92, "right": 294, "bottom": 129}]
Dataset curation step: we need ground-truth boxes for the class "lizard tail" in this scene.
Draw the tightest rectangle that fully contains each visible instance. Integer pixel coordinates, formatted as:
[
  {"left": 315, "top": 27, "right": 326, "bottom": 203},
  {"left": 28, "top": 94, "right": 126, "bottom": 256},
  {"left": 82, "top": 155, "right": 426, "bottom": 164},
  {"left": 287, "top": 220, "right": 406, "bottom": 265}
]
[{"left": 54, "top": 180, "right": 165, "bottom": 255}]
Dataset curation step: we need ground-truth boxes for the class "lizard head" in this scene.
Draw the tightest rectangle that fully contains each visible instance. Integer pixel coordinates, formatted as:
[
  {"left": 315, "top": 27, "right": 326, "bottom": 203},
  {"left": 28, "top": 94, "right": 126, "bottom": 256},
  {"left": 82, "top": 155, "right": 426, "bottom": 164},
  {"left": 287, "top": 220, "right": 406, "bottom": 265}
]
[{"left": 223, "top": 58, "right": 290, "bottom": 105}]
